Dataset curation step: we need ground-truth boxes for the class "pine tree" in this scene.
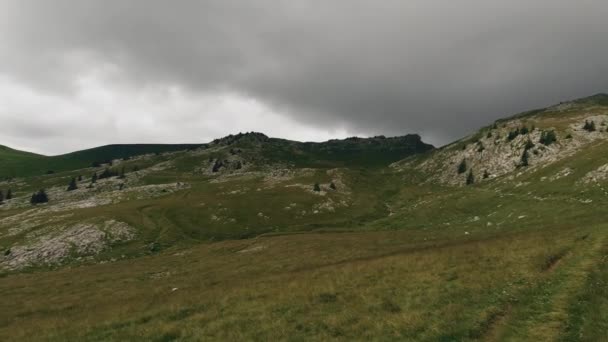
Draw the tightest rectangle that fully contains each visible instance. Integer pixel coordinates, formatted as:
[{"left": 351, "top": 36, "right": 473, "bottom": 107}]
[
  {"left": 520, "top": 126, "right": 529, "bottom": 135},
  {"left": 583, "top": 120, "right": 596, "bottom": 132},
  {"left": 118, "top": 167, "right": 126, "bottom": 179},
  {"left": 466, "top": 170, "right": 475, "bottom": 185},
  {"left": 212, "top": 160, "right": 223, "bottom": 172},
  {"left": 520, "top": 150, "right": 530, "bottom": 167},
  {"left": 78, "top": 175, "right": 83, "bottom": 181},
  {"left": 507, "top": 129, "right": 520, "bottom": 141},
  {"left": 67, "top": 177, "right": 78, "bottom": 191},
  {"left": 91, "top": 173, "right": 98, "bottom": 183},
  {"left": 539, "top": 130, "right": 557, "bottom": 145},
  {"left": 313, "top": 183, "right": 321, "bottom": 192},
  {"left": 6, "top": 189, "right": 12, "bottom": 200},
  {"left": 457, "top": 159, "right": 467, "bottom": 174},
  {"left": 0, "top": 190, "right": 4, "bottom": 204},
  {"left": 30, "top": 189, "right": 49, "bottom": 204}
]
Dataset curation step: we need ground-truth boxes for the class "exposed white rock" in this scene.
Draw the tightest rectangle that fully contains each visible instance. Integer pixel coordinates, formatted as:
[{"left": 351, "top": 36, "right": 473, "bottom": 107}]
[
  {"left": 394, "top": 114, "right": 608, "bottom": 186},
  {"left": 1, "top": 220, "right": 136, "bottom": 270},
  {"left": 580, "top": 163, "right": 608, "bottom": 184}
]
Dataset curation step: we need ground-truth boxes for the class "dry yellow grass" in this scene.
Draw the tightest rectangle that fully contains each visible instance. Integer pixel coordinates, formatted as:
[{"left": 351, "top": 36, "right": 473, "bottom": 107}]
[{"left": 1, "top": 224, "right": 603, "bottom": 341}]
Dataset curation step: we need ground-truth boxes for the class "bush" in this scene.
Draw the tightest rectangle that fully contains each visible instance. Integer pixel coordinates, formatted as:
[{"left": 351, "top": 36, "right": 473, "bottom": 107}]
[
  {"left": 98, "top": 168, "right": 118, "bottom": 179},
  {"left": 313, "top": 183, "right": 321, "bottom": 192},
  {"left": 67, "top": 177, "right": 78, "bottom": 191},
  {"left": 5, "top": 189, "right": 12, "bottom": 200},
  {"left": 466, "top": 170, "right": 475, "bottom": 185},
  {"left": 520, "top": 150, "right": 530, "bottom": 167},
  {"left": 330, "top": 182, "right": 337, "bottom": 190},
  {"left": 211, "top": 160, "right": 224, "bottom": 173},
  {"left": 457, "top": 159, "right": 467, "bottom": 174},
  {"left": 30, "top": 189, "right": 49, "bottom": 204},
  {"left": 507, "top": 129, "right": 520, "bottom": 141},
  {"left": 583, "top": 120, "right": 596, "bottom": 132},
  {"left": 539, "top": 130, "right": 557, "bottom": 145}
]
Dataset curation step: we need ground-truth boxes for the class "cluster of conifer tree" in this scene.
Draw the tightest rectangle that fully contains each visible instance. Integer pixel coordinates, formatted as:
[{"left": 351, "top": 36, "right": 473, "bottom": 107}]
[
  {"left": 583, "top": 120, "right": 596, "bottom": 132},
  {"left": 30, "top": 189, "right": 49, "bottom": 204}
]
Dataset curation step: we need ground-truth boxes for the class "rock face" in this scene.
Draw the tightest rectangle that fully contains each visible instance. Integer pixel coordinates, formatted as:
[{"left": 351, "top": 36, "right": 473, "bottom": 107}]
[
  {"left": 394, "top": 101, "right": 608, "bottom": 186},
  {"left": 1, "top": 220, "right": 136, "bottom": 270}
]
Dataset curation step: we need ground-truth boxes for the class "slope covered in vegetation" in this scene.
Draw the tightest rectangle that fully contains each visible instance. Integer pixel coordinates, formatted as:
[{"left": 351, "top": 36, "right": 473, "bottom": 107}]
[{"left": 2, "top": 95, "right": 608, "bottom": 340}]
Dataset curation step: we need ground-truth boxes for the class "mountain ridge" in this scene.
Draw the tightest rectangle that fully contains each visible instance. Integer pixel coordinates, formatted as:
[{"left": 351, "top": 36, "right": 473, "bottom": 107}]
[{"left": 0, "top": 133, "right": 433, "bottom": 178}]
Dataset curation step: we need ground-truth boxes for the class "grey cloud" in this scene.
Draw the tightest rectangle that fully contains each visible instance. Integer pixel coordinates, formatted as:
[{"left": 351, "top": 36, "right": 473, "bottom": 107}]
[{"left": 2, "top": 0, "right": 608, "bottom": 148}]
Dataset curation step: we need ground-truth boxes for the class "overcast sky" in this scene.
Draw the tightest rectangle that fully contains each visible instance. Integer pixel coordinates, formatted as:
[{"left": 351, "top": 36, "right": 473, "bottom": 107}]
[{"left": 2, "top": 1, "right": 608, "bottom": 155}]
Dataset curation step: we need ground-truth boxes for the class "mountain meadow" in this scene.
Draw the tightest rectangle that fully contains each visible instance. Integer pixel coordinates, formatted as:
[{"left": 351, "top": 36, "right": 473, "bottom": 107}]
[{"left": 2, "top": 95, "right": 608, "bottom": 340}]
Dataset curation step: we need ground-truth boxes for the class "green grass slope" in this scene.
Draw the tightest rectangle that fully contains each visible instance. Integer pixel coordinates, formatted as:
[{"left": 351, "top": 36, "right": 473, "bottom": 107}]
[
  {"left": 0, "top": 133, "right": 432, "bottom": 179},
  {"left": 0, "top": 144, "right": 203, "bottom": 179}
]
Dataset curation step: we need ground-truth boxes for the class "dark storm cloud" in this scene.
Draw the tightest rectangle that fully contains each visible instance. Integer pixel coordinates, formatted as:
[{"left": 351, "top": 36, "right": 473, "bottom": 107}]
[{"left": 2, "top": 0, "right": 608, "bottom": 149}]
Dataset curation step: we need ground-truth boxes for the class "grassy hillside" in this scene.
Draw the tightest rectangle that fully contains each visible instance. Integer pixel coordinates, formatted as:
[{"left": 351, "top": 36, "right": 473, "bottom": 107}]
[
  {"left": 0, "top": 144, "right": 204, "bottom": 179},
  {"left": 0, "top": 145, "right": 50, "bottom": 179},
  {"left": 1, "top": 95, "right": 608, "bottom": 340},
  {"left": 0, "top": 133, "right": 432, "bottom": 179}
]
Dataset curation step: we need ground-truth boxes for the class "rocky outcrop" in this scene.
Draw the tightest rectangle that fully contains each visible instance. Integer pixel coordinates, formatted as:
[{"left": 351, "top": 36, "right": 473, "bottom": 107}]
[
  {"left": 1, "top": 220, "right": 136, "bottom": 270},
  {"left": 394, "top": 110, "right": 608, "bottom": 186}
]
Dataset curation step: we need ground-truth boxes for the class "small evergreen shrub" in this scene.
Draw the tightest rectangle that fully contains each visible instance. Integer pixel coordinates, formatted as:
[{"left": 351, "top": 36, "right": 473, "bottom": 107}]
[
  {"left": 520, "top": 150, "right": 530, "bottom": 167},
  {"left": 457, "top": 159, "right": 467, "bottom": 174},
  {"left": 67, "top": 177, "right": 78, "bottom": 191},
  {"left": 466, "top": 170, "right": 475, "bottom": 185},
  {"left": 583, "top": 120, "right": 596, "bottom": 132},
  {"left": 539, "top": 130, "right": 557, "bottom": 145},
  {"left": 507, "top": 129, "right": 520, "bottom": 141},
  {"left": 30, "top": 189, "right": 49, "bottom": 204}
]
